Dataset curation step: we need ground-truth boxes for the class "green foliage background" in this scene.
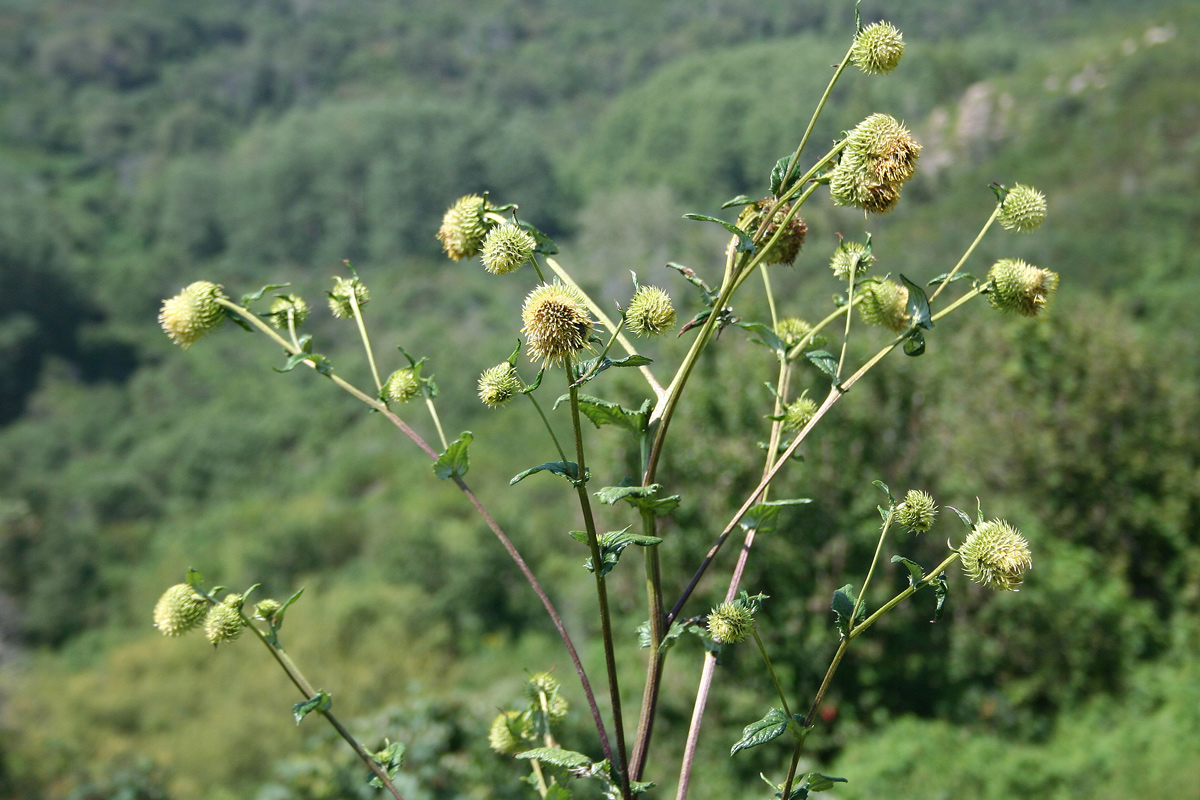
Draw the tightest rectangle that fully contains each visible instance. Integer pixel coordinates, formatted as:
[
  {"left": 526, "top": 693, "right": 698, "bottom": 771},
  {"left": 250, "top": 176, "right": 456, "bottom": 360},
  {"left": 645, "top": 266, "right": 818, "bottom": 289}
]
[{"left": 0, "top": 1, "right": 1198, "bottom": 798}]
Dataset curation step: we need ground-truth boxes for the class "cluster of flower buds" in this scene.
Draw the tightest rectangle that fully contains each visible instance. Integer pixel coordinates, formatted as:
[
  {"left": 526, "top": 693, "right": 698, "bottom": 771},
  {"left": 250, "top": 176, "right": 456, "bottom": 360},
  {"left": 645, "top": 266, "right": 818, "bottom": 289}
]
[
  {"left": 829, "top": 240, "right": 875, "bottom": 281},
  {"left": 830, "top": 113, "right": 922, "bottom": 214},
  {"left": 436, "top": 194, "right": 496, "bottom": 261},
  {"left": 488, "top": 671, "right": 570, "bottom": 755},
  {"left": 154, "top": 584, "right": 278, "bottom": 647}
]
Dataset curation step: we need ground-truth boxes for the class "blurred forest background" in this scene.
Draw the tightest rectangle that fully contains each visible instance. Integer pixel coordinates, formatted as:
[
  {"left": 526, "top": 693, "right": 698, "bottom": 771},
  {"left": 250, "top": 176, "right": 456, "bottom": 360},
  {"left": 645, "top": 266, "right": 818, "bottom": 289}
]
[{"left": 1, "top": 0, "right": 1198, "bottom": 798}]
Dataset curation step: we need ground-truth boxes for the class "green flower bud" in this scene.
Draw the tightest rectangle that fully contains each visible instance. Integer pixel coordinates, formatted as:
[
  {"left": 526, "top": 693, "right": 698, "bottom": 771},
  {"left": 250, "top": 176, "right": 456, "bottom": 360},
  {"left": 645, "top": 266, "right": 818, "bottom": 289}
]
[
  {"left": 328, "top": 276, "right": 369, "bottom": 319},
  {"left": 524, "top": 672, "right": 561, "bottom": 702},
  {"left": 383, "top": 368, "right": 421, "bottom": 403},
  {"left": 488, "top": 710, "right": 528, "bottom": 754},
  {"left": 626, "top": 286, "right": 677, "bottom": 336},
  {"left": 265, "top": 294, "right": 310, "bottom": 329},
  {"left": 895, "top": 489, "right": 937, "bottom": 533},
  {"left": 851, "top": 22, "right": 905, "bottom": 75},
  {"left": 521, "top": 282, "right": 593, "bottom": 366},
  {"left": 254, "top": 598, "right": 282, "bottom": 622},
  {"left": 782, "top": 394, "right": 819, "bottom": 432},
  {"left": 153, "top": 583, "right": 208, "bottom": 636},
  {"left": 478, "top": 363, "right": 522, "bottom": 408},
  {"left": 437, "top": 194, "right": 491, "bottom": 261},
  {"left": 830, "top": 241, "right": 874, "bottom": 281},
  {"left": 736, "top": 198, "right": 808, "bottom": 265},
  {"left": 708, "top": 601, "right": 755, "bottom": 644},
  {"left": 829, "top": 115, "right": 920, "bottom": 214},
  {"left": 960, "top": 519, "right": 1032, "bottom": 591},
  {"left": 857, "top": 280, "right": 911, "bottom": 332},
  {"left": 776, "top": 317, "right": 814, "bottom": 349},
  {"left": 204, "top": 594, "right": 247, "bottom": 646},
  {"left": 481, "top": 222, "right": 536, "bottom": 275},
  {"left": 986, "top": 259, "right": 1059, "bottom": 317},
  {"left": 159, "top": 281, "right": 227, "bottom": 349},
  {"left": 998, "top": 184, "right": 1048, "bottom": 232}
]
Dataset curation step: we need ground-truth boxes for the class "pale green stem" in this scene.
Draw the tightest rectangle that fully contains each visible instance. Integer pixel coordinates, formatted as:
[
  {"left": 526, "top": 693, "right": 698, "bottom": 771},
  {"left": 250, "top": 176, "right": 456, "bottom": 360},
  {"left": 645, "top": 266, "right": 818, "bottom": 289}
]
[
  {"left": 424, "top": 396, "right": 449, "bottom": 451},
  {"left": 930, "top": 283, "right": 987, "bottom": 323},
  {"left": 849, "top": 512, "right": 895, "bottom": 629},
  {"left": 753, "top": 628, "right": 792, "bottom": 720},
  {"left": 761, "top": 267, "right": 779, "bottom": 332},
  {"left": 525, "top": 392, "right": 571, "bottom": 467},
  {"left": 529, "top": 253, "right": 547, "bottom": 284},
  {"left": 349, "top": 290, "right": 382, "bottom": 393},
  {"left": 835, "top": 258, "right": 859, "bottom": 379},
  {"left": 928, "top": 206, "right": 1000, "bottom": 305},
  {"left": 573, "top": 315, "right": 627, "bottom": 387},
  {"left": 777, "top": 41, "right": 857, "bottom": 192}
]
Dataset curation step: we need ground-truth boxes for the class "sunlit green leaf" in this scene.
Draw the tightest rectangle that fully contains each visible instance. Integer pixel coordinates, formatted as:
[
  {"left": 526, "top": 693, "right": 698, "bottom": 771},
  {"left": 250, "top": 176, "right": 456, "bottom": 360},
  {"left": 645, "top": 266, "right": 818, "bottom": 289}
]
[
  {"left": 511, "top": 461, "right": 585, "bottom": 485},
  {"left": 731, "top": 708, "right": 789, "bottom": 756},
  {"left": 683, "top": 213, "right": 755, "bottom": 253},
  {"left": 740, "top": 499, "right": 811, "bottom": 536},
  {"left": 595, "top": 484, "right": 681, "bottom": 516},
  {"left": 891, "top": 555, "right": 925, "bottom": 585},
  {"left": 516, "top": 747, "right": 592, "bottom": 769},
  {"left": 292, "top": 690, "right": 331, "bottom": 724},
  {"left": 433, "top": 432, "right": 473, "bottom": 480}
]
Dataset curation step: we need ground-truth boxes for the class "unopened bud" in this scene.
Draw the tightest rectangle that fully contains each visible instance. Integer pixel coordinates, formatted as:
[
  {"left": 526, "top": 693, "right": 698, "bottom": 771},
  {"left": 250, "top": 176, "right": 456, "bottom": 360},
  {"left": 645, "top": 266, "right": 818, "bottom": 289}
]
[
  {"left": 328, "top": 276, "right": 369, "bottom": 319},
  {"left": 437, "top": 194, "right": 491, "bottom": 261},
  {"left": 481, "top": 222, "right": 536, "bottom": 275},
  {"left": 153, "top": 583, "right": 208, "bottom": 636},
  {"left": 960, "top": 519, "right": 1032, "bottom": 591},
  {"left": 384, "top": 368, "right": 421, "bottom": 403},
  {"left": 851, "top": 22, "right": 905, "bottom": 75},
  {"left": 626, "top": 286, "right": 677, "bottom": 336},
  {"left": 987, "top": 259, "right": 1059, "bottom": 317},
  {"left": 159, "top": 281, "right": 227, "bottom": 349},
  {"left": 895, "top": 490, "right": 937, "bottom": 533},
  {"left": 707, "top": 601, "right": 754, "bottom": 644}
]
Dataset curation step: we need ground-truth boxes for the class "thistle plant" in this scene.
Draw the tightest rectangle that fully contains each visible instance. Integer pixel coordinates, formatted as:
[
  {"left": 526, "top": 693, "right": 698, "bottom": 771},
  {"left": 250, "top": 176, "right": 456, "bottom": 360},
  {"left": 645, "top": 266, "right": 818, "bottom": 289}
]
[{"left": 152, "top": 4, "right": 1058, "bottom": 800}]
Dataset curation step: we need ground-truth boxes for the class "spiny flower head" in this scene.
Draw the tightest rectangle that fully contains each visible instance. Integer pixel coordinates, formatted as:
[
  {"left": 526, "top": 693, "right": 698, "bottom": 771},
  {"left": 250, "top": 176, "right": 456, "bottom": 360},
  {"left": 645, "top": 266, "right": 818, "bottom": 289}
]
[
  {"left": 776, "top": 317, "right": 814, "bottom": 349},
  {"left": 159, "top": 281, "right": 227, "bottom": 349},
  {"left": 488, "top": 710, "right": 529, "bottom": 754},
  {"left": 851, "top": 113, "right": 921, "bottom": 185},
  {"left": 437, "top": 194, "right": 491, "bottom": 261},
  {"left": 478, "top": 363, "right": 522, "bottom": 408},
  {"left": 998, "top": 184, "right": 1048, "bottom": 232},
  {"left": 987, "top": 259, "right": 1059, "bottom": 317},
  {"left": 960, "top": 519, "right": 1032, "bottom": 591},
  {"left": 520, "top": 282, "right": 593, "bottom": 366},
  {"left": 328, "top": 276, "right": 369, "bottom": 319},
  {"left": 524, "top": 671, "right": 561, "bottom": 702},
  {"left": 895, "top": 489, "right": 937, "bottom": 533},
  {"left": 204, "top": 593, "right": 247, "bottom": 646},
  {"left": 481, "top": 222, "right": 536, "bottom": 275},
  {"left": 384, "top": 368, "right": 421, "bottom": 403},
  {"left": 782, "top": 394, "right": 819, "bottom": 432},
  {"left": 626, "top": 286, "right": 677, "bottom": 336},
  {"left": 707, "top": 601, "right": 755, "bottom": 644},
  {"left": 524, "top": 672, "right": 569, "bottom": 723},
  {"left": 830, "top": 240, "right": 875, "bottom": 281},
  {"left": 736, "top": 198, "right": 808, "bottom": 265},
  {"left": 254, "top": 598, "right": 282, "bottom": 622},
  {"left": 857, "top": 280, "right": 911, "bottom": 332},
  {"left": 265, "top": 294, "right": 310, "bottom": 329},
  {"left": 153, "top": 583, "right": 208, "bottom": 636},
  {"left": 851, "top": 22, "right": 905, "bottom": 75}
]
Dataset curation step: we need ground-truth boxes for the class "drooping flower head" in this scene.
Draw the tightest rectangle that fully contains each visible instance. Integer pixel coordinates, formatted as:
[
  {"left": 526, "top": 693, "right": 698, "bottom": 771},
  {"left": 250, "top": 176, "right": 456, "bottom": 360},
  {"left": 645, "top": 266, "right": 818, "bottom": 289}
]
[
  {"left": 383, "top": 368, "right": 421, "bottom": 403},
  {"left": 998, "top": 184, "right": 1048, "bottom": 232},
  {"left": 776, "top": 317, "right": 814, "bottom": 349},
  {"left": 895, "top": 489, "right": 937, "bottom": 533},
  {"left": 153, "top": 583, "right": 208, "bottom": 636},
  {"left": 736, "top": 198, "right": 808, "bottom": 265},
  {"left": 987, "top": 259, "right": 1059, "bottom": 317},
  {"left": 830, "top": 240, "right": 875, "bottom": 281},
  {"left": 851, "top": 22, "right": 905, "bottom": 75},
  {"left": 328, "top": 276, "right": 369, "bottom": 319},
  {"left": 204, "top": 593, "right": 247, "bottom": 646},
  {"left": 481, "top": 222, "right": 536, "bottom": 275},
  {"left": 857, "top": 279, "right": 911, "bottom": 332},
  {"left": 478, "top": 363, "right": 522, "bottom": 408},
  {"left": 437, "top": 194, "right": 491, "bottom": 261},
  {"left": 520, "top": 282, "right": 593, "bottom": 366},
  {"left": 159, "top": 281, "right": 227, "bottom": 349},
  {"left": 960, "top": 519, "right": 1032, "bottom": 591},
  {"left": 626, "top": 286, "right": 677, "bottom": 336},
  {"left": 265, "top": 294, "right": 310, "bottom": 329}
]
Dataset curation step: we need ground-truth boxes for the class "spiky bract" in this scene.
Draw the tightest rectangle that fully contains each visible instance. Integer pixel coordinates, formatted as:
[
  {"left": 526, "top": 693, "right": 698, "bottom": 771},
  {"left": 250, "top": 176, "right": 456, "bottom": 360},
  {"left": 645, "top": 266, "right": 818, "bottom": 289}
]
[
  {"left": 960, "top": 519, "right": 1032, "bottom": 591},
  {"left": 481, "top": 222, "right": 536, "bottom": 275},
  {"left": 858, "top": 280, "right": 911, "bottom": 332},
  {"left": 896, "top": 490, "right": 937, "bottom": 533},
  {"left": 626, "top": 286, "right": 677, "bottom": 336},
  {"left": 520, "top": 282, "right": 592, "bottom": 366},
  {"left": 437, "top": 194, "right": 490, "bottom": 261},
  {"left": 384, "top": 368, "right": 421, "bottom": 403},
  {"left": 830, "top": 241, "right": 874, "bottom": 281},
  {"left": 829, "top": 114, "right": 921, "bottom": 214},
  {"left": 736, "top": 198, "right": 808, "bottom": 265},
  {"left": 987, "top": 259, "right": 1059, "bottom": 317},
  {"left": 328, "top": 276, "right": 369, "bottom": 319},
  {"left": 159, "top": 281, "right": 227, "bottom": 349},
  {"left": 153, "top": 583, "right": 208, "bottom": 636},
  {"left": 265, "top": 294, "right": 310, "bottom": 329},
  {"left": 998, "top": 184, "right": 1048, "bottom": 232},
  {"left": 708, "top": 602, "right": 755, "bottom": 644},
  {"left": 776, "top": 317, "right": 813, "bottom": 349},
  {"left": 478, "top": 363, "right": 522, "bottom": 408},
  {"left": 851, "top": 22, "right": 905, "bottom": 75},
  {"left": 783, "top": 395, "right": 819, "bottom": 432},
  {"left": 204, "top": 594, "right": 247, "bottom": 646},
  {"left": 254, "top": 598, "right": 282, "bottom": 622}
]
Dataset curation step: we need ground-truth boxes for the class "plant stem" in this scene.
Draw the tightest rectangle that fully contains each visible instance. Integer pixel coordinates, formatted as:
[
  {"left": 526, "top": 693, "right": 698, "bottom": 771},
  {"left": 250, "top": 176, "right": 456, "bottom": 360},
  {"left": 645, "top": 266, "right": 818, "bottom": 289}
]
[
  {"left": 674, "top": 653, "right": 717, "bottom": 800},
  {"left": 928, "top": 206, "right": 999, "bottom": 305},
  {"left": 761, "top": 267, "right": 779, "bottom": 332},
  {"left": 349, "top": 290, "right": 382, "bottom": 393},
  {"left": 753, "top": 629, "right": 792, "bottom": 719},
  {"left": 777, "top": 41, "right": 856, "bottom": 193},
  {"left": 424, "top": 396, "right": 449, "bottom": 450},
  {"left": 849, "top": 513, "right": 895, "bottom": 628},
  {"left": 630, "top": 506, "right": 666, "bottom": 780},
  {"left": 525, "top": 393, "right": 571, "bottom": 467},
  {"left": 567, "top": 365, "right": 631, "bottom": 800}
]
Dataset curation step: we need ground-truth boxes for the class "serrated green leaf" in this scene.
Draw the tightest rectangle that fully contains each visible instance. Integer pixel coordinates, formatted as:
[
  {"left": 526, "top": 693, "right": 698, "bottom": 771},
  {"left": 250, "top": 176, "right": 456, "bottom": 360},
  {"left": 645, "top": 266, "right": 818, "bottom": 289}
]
[
  {"left": 630, "top": 780, "right": 655, "bottom": 794},
  {"left": 928, "top": 272, "right": 976, "bottom": 287},
  {"left": 900, "top": 274, "right": 933, "bottom": 330},
  {"left": 276, "top": 350, "right": 333, "bottom": 375},
  {"left": 511, "top": 461, "right": 584, "bottom": 485},
  {"left": 292, "top": 690, "right": 331, "bottom": 724},
  {"left": 594, "top": 484, "right": 681, "bottom": 517},
  {"left": 366, "top": 741, "right": 406, "bottom": 789},
  {"left": 932, "top": 575, "right": 949, "bottom": 622},
  {"left": 832, "top": 585, "right": 864, "bottom": 634},
  {"left": 433, "top": 432, "right": 473, "bottom": 480},
  {"left": 872, "top": 480, "right": 894, "bottom": 504},
  {"left": 556, "top": 395, "right": 650, "bottom": 439},
  {"left": 274, "top": 588, "right": 304, "bottom": 629},
  {"left": 570, "top": 356, "right": 653, "bottom": 387},
  {"left": 735, "top": 321, "right": 789, "bottom": 356},
  {"left": 770, "top": 154, "right": 796, "bottom": 196},
  {"left": 241, "top": 283, "right": 290, "bottom": 305},
  {"left": 683, "top": 213, "right": 756, "bottom": 253},
  {"left": 803, "top": 772, "right": 848, "bottom": 793},
  {"left": 946, "top": 505, "right": 974, "bottom": 528},
  {"left": 516, "top": 748, "right": 593, "bottom": 769},
  {"left": 805, "top": 349, "right": 839, "bottom": 380},
  {"left": 583, "top": 528, "right": 662, "bottom": 576},
  {"left": 740, "top": 499, "right": 811, "bottom": 536},
  {"left": 891, "top": 555, "right": 925, "bottom": 585},
  {"left": 544, "top": 786, "right": 572, "bottom": 800},
  {"left": 721, "top": 194, "right": 756, "bottom": 209},
  {"left": 666, "top": 262, "right": 718, "bottom": 305},
  {"left": 731, "top": 708, "right": 789, "bottom": 756}
]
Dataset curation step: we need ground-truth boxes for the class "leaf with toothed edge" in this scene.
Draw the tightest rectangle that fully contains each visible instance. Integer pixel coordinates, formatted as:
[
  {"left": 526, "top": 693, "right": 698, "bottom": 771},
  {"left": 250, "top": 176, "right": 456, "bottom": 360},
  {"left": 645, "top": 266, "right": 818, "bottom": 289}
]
[
  {"left": 433, "top": 432, "right": 472, "bottom": 480},
  {"left": 683, "top": 213, "right": 756, "bottom": 253}
]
